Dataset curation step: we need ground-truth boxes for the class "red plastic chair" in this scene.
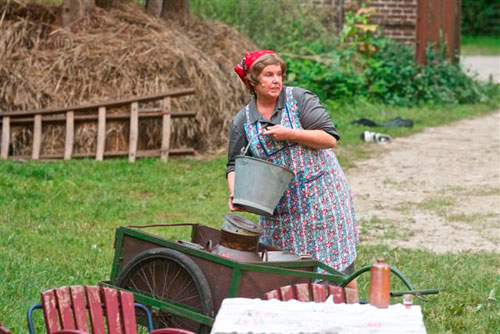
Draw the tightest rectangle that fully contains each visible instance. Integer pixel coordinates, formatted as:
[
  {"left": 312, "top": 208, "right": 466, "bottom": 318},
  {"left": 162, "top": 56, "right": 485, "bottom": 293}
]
[
  {"left": 264, "top": 283, "right": 359, "bottom": 304},
  {"left": 27, "top": 285, "right": 195, "bottom": 334}
]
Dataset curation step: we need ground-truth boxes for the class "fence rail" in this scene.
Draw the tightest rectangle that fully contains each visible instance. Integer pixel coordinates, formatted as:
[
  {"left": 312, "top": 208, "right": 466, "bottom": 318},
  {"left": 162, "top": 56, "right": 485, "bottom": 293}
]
[{"left": 0, "top": 88, "right": 196, "bottom": 162}]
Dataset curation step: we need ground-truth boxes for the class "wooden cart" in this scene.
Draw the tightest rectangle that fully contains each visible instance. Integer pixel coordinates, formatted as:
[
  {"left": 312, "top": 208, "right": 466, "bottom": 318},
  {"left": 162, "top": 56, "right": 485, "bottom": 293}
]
[{"left": 103, "top": 223, "right": 436, "bottom": 333}]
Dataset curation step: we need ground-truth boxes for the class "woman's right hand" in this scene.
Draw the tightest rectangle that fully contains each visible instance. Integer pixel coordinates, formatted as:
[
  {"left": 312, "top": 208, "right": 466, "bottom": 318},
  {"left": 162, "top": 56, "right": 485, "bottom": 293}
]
[{"left": 228, "top": 194, "right": 244, "bottom": 212}]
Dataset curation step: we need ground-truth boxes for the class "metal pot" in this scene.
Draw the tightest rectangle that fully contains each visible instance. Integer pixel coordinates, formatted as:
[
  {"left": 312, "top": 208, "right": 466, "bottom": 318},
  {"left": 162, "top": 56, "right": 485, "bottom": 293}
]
[
  {"left": 211, "top": 243, "right": 262, "bottom": 262},
  {"left": 209, "top": 214, "right": 264, "bottom": 262},
  {"left": 221, "top": 213, "right": 263, "bottom": 236},
  {"left": 219, "top": 214, "right": 262, "bottom": 252}
]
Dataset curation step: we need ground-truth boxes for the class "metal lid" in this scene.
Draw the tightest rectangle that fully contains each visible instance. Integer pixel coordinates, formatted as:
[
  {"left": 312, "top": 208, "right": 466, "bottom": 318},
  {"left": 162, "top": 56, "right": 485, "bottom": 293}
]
[{"left": 222, "top": 213, "right": 263, "bottom": 236}]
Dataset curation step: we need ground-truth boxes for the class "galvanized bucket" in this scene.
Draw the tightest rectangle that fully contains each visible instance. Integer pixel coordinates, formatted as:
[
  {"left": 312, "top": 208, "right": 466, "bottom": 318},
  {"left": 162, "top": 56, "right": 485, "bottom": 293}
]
[{"left": 233, "top": 155, "right": 293, "bottom": 216}]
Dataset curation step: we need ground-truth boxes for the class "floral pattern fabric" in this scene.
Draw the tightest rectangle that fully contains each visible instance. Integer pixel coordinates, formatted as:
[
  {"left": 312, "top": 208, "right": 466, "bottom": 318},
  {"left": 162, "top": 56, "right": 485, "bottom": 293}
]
[{"left": 243, "top": 87, "right": 359, "bottom": 271}]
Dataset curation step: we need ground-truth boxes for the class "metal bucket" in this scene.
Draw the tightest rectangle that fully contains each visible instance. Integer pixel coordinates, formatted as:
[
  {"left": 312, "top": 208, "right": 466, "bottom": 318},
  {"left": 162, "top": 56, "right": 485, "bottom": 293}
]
[{"left": 233, "top": 155, "right": 293, "bottom": 216}]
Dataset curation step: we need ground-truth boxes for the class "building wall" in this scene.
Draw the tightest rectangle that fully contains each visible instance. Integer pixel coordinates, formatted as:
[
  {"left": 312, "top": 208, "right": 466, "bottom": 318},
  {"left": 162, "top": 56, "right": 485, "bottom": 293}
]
[{"left": 315, "top": 0, "right": 418, "bottom": 47}]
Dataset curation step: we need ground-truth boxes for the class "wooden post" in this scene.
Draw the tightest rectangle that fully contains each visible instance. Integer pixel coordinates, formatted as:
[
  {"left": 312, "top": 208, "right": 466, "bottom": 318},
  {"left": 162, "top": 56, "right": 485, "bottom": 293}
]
[
  {"left": 161, "top": 97, "right": 171, "bottom": 162},
  {"left": 61, "top": 0, "right": 93, "bottom": 30},
  {"left": 96, "top": 106, "right": 106, "bottom": 161},
  {"left": 64, "top": 111, "right": 74, "bottom": 160},
  {"left": 129, "top": 102, "right": 139, "bottom": 163},
  {"left": 1, "top": 116, "right": 10, "bottom": 159},
  {"left": 146, "top": 0, "right": 163, "bottom": 17},
  {"left": 161, "top": 0, "right": 190, "bottom": 18},
  {"left": 32, "top": 114, "right": 42, "bottom": 160}
]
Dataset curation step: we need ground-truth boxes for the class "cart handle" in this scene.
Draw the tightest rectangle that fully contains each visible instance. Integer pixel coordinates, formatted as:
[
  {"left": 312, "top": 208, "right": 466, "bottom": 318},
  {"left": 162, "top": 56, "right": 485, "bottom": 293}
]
[
  {"left": 338, "top": 265, "right": 438, "bottom": 301},
  {"left": 339, "top": 265, "right": 414, "bottom": 291},
  {"left": 123, "top": 223, "right": 199, "bottom": 228}
]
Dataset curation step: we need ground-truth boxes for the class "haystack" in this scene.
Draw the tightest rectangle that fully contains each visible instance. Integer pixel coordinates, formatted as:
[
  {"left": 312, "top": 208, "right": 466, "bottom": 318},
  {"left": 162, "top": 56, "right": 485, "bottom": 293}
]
[{"left": 0, "top": 1, "right": 256, "bottom": 155}]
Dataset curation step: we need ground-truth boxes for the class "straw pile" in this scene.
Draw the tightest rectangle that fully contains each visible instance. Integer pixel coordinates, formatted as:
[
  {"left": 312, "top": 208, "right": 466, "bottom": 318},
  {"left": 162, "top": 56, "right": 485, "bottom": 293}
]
[{"left": 0, "top": 1, "right": 256, "bottom": 155}]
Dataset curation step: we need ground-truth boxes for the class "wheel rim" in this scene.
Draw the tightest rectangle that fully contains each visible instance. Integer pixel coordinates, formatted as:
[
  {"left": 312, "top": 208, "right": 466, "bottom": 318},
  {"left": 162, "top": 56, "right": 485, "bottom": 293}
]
[{"left": 118, "top": 251, "right": 212, "bottom": 333}]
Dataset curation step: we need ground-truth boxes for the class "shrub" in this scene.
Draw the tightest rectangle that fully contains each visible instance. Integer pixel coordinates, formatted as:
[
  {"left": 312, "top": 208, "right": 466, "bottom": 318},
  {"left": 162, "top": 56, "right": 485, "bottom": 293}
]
[{"left": 462, "top": 0, "right": 500, "bottom": 36}]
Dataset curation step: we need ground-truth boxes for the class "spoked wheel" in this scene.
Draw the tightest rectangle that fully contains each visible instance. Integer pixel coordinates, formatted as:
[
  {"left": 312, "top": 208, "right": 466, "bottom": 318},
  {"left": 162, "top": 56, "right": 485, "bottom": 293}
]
[{"left": 115, "top": 248, "right": 213, "bottom": 334}]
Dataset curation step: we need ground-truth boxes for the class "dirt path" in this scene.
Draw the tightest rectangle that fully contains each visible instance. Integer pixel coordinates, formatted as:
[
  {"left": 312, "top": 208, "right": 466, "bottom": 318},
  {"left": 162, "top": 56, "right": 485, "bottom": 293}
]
[{"left": 346, "top": 111, "right": 500, "bottom": 253}]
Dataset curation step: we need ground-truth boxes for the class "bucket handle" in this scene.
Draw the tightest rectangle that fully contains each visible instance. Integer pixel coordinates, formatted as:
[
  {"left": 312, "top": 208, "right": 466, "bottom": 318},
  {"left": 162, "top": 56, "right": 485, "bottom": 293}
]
[{"left": 240, "top": 130, "right": 266, "bottom": 156}]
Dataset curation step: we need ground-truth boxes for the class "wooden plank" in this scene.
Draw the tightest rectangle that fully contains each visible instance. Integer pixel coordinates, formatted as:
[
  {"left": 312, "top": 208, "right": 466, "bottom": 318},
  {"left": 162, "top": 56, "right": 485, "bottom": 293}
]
[
  {"left": 32, "top": 114, "right": 42, "bottom": 160},
  {"left": 0, "top": 88, "right": 195, "bottom": 117},
  {"left": 120, "top": 290, "right": 137, "bottom": 334},
  {"left": 345, "top": 287, "right": 360, "bottom": 304},
  {"left": 310, "top": 283, "right": 327, "bottom": 302},
  {"left": 55, "top": 287, "right": 76, "bottom": 330},
  {"left": 96, "top": 106, "right": 106, "bottom": 161},
  {"left": 64, "top": 111, "right": 74, "bottom": 160},
  {"left": 86, "top": 286, "right": 105, "bottom": 334},
  {"left": 41, "top": 290, "right": 60, "bottom": 333},
  {"left": 102, "top": 287, "right": 123, "bottom": 334},
  {"left": 161, "top": 97, "right": 171, "bottom": 162},
  {"left": 328, "top": 285, "right": 346, "bottom": 304},
  {"left": 279, "top": 285, "right": 294, "bottom": 301},
  {"left": 10, "top": 148, "right": 195, "bottom": 161},
  {"left": 2, "top": 111, "right": 196, "bottom": 125},
  {"left": 293, "top": 283, "right": 311, "bottom": 302},
  {"left": 1, "top": 116, "right": 10, "bottom": 159},
  {"left": 263, "top": 290, "right": 280, "bottom": 300},
  {"left": 128, "top": 102, "right": 138, "bottom": 163},
  {"left": 70, "top": 286, "right": 90, "bottom": 332}
]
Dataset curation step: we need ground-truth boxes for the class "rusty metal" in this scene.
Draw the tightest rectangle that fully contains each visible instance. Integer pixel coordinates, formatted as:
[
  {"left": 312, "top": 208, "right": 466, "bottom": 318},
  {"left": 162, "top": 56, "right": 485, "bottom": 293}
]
[
  {"left": 219, "top": 229, "right": 260, "bottom": 252},
  {"left": 210, "top": 243, "right": 262, "bottom": 263},
  {"left": 416, "top": 0, "right": 461, "bottom": 64}
]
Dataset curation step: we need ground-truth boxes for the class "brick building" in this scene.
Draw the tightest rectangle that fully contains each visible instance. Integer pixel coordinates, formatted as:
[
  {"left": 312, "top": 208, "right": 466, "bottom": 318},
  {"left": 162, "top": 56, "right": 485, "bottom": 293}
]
[{"left": 317, "top": 0, "right": 418, "bottom": 46}]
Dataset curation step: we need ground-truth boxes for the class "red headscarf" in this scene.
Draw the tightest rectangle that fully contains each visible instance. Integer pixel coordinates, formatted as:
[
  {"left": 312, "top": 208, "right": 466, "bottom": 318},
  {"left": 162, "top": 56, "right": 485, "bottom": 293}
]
[{"left": 234, "top": 50, "right": 275, "bottom": 88}]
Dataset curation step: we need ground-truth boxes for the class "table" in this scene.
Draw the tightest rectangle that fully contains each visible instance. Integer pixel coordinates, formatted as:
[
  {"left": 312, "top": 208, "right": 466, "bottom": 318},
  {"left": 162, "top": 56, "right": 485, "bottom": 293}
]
[{"left": 210, "top": 297, "right": 427, "bottom": 334}]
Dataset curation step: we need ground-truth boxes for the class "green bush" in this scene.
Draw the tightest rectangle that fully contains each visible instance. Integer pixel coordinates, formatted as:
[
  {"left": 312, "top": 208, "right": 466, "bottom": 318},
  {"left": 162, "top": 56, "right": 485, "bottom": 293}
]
[
  {"left": 192, "top": 0, "right": 498, "bottom": 106},
  {"left": 285, "top": 38, "right": 495, "bottom": 106},
  {"left": 462, "top": 0, "right": 500, "bottom": 36},
  {"left": 191, "top": 0, "right": 337, "bottom": 54}
]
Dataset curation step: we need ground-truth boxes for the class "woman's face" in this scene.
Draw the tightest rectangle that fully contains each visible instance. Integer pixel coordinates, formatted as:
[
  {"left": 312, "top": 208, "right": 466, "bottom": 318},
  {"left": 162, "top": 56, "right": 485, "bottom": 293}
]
[{"left": 253, "top": 64, "right": 283, "bottom": 100}]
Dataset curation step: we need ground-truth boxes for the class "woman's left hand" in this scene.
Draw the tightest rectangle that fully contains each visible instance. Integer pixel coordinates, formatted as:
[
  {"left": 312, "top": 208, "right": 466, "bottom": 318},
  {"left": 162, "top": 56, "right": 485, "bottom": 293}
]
[{"left": 262, "top": 125, "right": 295, "bottom": 141}]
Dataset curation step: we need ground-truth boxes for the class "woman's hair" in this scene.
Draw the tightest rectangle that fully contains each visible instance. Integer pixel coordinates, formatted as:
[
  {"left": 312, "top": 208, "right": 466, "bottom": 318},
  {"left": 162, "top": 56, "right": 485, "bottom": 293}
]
[{"left": 246, "top": 53, "right": 287, "bottom": 95}]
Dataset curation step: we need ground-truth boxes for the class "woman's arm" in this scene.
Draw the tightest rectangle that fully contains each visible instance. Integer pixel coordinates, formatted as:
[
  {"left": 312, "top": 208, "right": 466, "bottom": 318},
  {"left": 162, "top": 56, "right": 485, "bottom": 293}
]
[
  {"left": 227, "top": 171, "right": 244, "bottom": 211},
  {"left": 262, "top": 126, "right": 337, "bottom": 149}
]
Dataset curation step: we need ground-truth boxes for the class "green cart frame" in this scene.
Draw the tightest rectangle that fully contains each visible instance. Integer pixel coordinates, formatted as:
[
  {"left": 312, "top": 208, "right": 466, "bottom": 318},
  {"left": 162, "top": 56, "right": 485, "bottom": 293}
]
[{"left": 103, "top": 223, "right": 436, "bottom": 333}]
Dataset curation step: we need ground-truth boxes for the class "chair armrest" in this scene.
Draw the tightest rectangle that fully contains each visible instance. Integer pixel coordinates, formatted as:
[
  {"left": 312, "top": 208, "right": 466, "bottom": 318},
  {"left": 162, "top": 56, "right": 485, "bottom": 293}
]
[
  {"left": 150, "top": 329, "right": 196, "bottom": 334},
  {"left": 53, "top": 330, "right": 90, "bottom": 334}
]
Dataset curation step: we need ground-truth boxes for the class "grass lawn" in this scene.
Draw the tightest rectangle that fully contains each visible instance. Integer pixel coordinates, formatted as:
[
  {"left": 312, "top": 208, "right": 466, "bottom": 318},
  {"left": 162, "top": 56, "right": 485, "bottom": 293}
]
[
  {"left": 1, "top": 100, "right": 499, "bottom": 333},
  {"left": 461, "top": 36, "right": 500, "bottom": 56}
]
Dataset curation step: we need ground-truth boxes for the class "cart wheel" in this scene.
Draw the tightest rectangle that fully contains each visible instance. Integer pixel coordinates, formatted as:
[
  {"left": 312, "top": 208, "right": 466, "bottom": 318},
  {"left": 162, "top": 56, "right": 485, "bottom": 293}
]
[{"left": 115, "top": 248, "right": 213, "bottom": 334}]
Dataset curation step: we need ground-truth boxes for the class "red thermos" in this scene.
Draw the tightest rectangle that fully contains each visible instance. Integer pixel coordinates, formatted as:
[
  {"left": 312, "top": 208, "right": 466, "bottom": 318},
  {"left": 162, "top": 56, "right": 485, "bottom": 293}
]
[{"left": 369, "top": 258, "right": 391, "bottom": 308}]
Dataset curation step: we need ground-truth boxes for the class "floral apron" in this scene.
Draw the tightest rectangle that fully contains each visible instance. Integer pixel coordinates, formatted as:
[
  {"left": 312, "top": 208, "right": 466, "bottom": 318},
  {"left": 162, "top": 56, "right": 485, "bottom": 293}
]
[{"left": 243, "top": 87, "right": 359, "bottom": 271}]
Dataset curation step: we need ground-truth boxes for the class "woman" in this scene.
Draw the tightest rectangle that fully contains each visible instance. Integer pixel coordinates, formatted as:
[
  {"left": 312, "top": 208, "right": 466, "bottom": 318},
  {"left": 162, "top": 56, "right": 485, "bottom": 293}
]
[{"left": 226, "top": 50, "right": 359, "bottom": 275}]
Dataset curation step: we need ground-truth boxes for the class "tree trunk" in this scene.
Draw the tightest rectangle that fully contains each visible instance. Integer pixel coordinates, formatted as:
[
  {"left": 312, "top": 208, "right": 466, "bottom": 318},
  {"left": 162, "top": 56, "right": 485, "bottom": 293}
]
[
  {"left": 146, "top": 0, "right": 163, "bottom": 18},
  {"left": 61, "top": 0, "right": 93, "bottom": 30},
  {"left": 95, "top": 0, "right": 116, "bottom": 9},
  {"left": 161, "top": 0, "right": 190, "bottom": 19}
]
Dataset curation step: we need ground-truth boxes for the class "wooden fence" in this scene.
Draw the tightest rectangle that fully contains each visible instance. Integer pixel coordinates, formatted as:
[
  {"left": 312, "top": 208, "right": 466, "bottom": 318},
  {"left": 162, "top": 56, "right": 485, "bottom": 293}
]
[{"left": 0, "top": 88, "right": 195, "bottom": 162}]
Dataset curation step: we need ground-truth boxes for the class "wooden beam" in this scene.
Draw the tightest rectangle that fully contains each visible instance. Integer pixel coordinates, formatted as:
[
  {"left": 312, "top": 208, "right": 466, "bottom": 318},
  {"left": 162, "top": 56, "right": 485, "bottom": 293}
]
[
  {"left": 1, "top": 116, "right": 10, "bottom": 159},
  {"left": 146, "top": 0, "right": 163, "bottom": 17},
  {"left": 9, "top": 148, "right": 195, "bottom": 161},
  {"left": 0, "top": 111, "right": 196, "bottom": 125},
  {"left": 0, "top": 88, "right": 195, "bottom": 117},
  {"left": 96, "top": 106, "right": 106, "bottom": 161},
  {"left": 161, "top": 97, "right": 171, "bottom": 162},
  {"left": 32, "top": 114, "right": 42, "bottom": 160},
  {"left": 129, "top": 102, "right": 138, "bottom": 163},
  {"left": 64, "top": 111, "right": 74, "bottom": 160}
]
